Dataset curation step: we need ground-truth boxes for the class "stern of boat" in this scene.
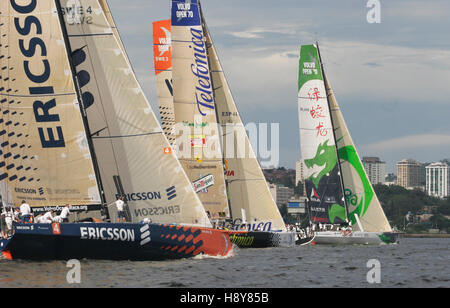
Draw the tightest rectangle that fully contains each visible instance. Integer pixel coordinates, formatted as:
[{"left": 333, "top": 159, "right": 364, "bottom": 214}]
[{"left": 379, "top": 232, "right": 399, "bottom": 245}]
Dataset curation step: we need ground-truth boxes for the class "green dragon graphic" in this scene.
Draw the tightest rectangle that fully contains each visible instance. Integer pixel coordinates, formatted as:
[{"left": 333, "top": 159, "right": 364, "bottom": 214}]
[
  {"left": 304, "top": 141, "right": 374, "bottom": 224},
  {"left": 339, "top": 145, "right": 374, "bottom": 225},
  {"left": 304, "top": 140, "right": 337, "bottom": 188},
  {"left": 304, "top": 140, "right": 347, "bottom": 223}
]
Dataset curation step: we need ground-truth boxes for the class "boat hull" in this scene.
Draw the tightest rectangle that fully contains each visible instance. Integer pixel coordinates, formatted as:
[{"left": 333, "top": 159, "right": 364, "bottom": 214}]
[
  {"left": 0, "top": 223, "right": 232, "bottom": 261},
  {"left": 311, "top": 231, "right": 399, "bottom": 246},
  {"left": 223, "top": 231, "right": 296, "bottom": 248},
  {"left": 295, "top": 235, "right": 316, "bottom": 246}
]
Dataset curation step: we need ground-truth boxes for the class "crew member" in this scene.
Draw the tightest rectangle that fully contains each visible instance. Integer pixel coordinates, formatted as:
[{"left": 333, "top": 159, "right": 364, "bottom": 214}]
[
  {"left": 115, "top": 196, "right": 126, "bottom": 223},
  {"left": 36, "top": 210, "right": 55, "bottom": 224},
  {"left": 1, "top": 208, "right": 13, "bottom": 238},
  {"left": 20, "top": 200, "right": 33, "bottom": 223},
  {"left": 59, "top": 204, "right": 71, "bottom": 223}
]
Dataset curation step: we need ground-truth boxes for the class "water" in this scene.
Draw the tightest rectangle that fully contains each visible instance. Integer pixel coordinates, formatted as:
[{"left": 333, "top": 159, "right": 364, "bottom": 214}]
[{"left": 0, "top": 238, "right": 448, "bottom": 288}]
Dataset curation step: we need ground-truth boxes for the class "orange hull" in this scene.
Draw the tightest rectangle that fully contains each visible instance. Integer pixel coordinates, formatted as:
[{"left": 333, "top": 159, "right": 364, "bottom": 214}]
[{"left": 160, "top": 225, "right": 233, "bottom": 257}]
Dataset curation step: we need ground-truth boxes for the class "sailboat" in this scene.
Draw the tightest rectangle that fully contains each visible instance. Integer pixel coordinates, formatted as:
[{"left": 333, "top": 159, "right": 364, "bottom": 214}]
[
  {"left": 298, "top": 43, "right": 398, "bottom": 245},
  {"left": 0, "top": 0, "right": 232, "bottom": 260},
  {"left": 155, "top": 0, "right": 296, "bottom": 247}
]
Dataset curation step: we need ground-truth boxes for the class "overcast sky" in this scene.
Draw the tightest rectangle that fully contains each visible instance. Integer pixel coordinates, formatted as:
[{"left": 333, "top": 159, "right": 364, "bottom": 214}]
[{"left": 108, "top": 0, "right": 450, "bottom": 173}]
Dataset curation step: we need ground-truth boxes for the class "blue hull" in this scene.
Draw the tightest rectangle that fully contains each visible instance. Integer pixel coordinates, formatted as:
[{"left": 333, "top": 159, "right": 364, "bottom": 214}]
[{"left": 0, "top": 223, "right": 232, "bottom": 261}]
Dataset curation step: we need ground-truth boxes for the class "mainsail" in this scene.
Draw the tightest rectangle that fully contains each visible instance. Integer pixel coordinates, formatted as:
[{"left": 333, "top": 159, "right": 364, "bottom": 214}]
[
  {"left": 298, "top": 43, "right": 392, "bottom": 233},
  {"left": 171, "top": 0, "right": 229, "bottom": 220},
  {"left": 153, "top": 20, "right": 175, "bottom": 146},
  {"left": 325, "top": 79, "right": 392, "bottom": 232},
  {"left": 298, "top": 45, "right": 347, "bottom": 225},
  {"left": 0, "top": 0, "right": 101, "bottom": 209},
  {"left": 203, "top": 19, "right": 287, "bottom": 231},
  {"left": 60, "top": 0, "right": 211, "bottom": 227}
]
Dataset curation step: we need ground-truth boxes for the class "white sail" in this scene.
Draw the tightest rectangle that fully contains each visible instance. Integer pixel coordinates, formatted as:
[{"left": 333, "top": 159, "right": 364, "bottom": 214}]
[
  {"left": 204, "top": 24, "right": 287, "bottom": 232},
  {"left": 171, "top": 0, "right": 230, "bottom": 220},
  {"left": 60, "top": 0, "right": 211, "bottom": 227},
  {"left": 0, "top": 0, "right": 101, "bottom": 208},
  {"left": 325, "top": 77, "right": 392, "bottom": 232},
  {"left": 298, "top": 44, "right": 346, "bottom": 225},
  {"left": 97, "top": 0, "right": 129, "bottom": 63},
  {"left": 153, "top": 20, "right": 176, "bottom": 146}
]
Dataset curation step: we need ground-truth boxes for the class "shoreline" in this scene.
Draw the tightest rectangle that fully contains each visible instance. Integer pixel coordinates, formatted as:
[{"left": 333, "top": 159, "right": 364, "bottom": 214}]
[{"left": 400, "top": 233, "right": 450, "bottom": 239}]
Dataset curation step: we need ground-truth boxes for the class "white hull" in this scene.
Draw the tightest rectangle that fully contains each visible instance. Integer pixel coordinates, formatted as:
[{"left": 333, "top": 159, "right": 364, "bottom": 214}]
[
  {"left": 278, "top": 232, "right": 297, "bottom": 247},
  {"left": 312, "top": 231, "right": 399, "bottom": 246}
]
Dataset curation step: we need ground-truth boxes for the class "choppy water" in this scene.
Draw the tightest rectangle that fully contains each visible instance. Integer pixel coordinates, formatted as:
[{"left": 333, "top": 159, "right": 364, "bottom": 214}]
[{"left": 0, "top": 238, "right": 448, "bottom": 288}]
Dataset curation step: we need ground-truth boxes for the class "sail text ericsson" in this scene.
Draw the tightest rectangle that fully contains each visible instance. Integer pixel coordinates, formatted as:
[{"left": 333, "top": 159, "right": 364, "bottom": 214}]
[{"left": 12, "top": 0, "right": 65, "bottom": 148}]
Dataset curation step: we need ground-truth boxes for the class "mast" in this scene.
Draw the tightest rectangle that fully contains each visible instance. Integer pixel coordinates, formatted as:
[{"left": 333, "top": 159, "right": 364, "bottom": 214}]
[
  {"left": 55, "top": 0, "right": 108, "bottom": 217},
  {"left": 316, "top": 42, "right": 350, "bottom": 222},
  {"left": 198, "top": 0, "right": 233, "bottom": 222}
]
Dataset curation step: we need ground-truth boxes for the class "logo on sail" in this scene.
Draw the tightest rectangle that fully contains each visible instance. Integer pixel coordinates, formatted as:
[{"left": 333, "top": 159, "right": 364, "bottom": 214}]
[
  {"left": 190, "top": 28, "right": 215, "bottom": 116},
  {"left": 310, "top": 188, "right": 320, "bottom": 202},
  {"left": 193, "top": 174, "right": 214, "bottom": 193},
  {"left": 71, "top": 48, "right": 95, "bottom": 109},
  {"left": 166, "top": 186, "right": 177, "bottom": 200},
  {"left": 11, "top": 0, "right": 65, "bottom": 149},
  {"left": 153, "top": 20, "right": 172, "bottom": 75}
]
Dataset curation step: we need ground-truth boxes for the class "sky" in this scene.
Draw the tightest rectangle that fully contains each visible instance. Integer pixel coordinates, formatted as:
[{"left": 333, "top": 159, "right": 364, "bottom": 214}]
[{"left": 107, "top": 0, "right": 450, "bottom": 173}]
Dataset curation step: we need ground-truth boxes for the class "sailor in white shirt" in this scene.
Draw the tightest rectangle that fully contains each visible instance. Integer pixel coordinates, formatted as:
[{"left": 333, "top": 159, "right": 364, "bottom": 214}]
[
  {"left": 20, "top": 200, "right": 33, "bottom": 223},
  {"left": 115, "top": 197, "right": 126, "bottom": 223},
  {"left": 36, "top": 210, "right": 54, "bottom": 224},
  {"left": 59, "top": 204, "right": 71, "bottom": 223},
  {"left": 1, "top": 207, "right": 13, "bottom": 237}
]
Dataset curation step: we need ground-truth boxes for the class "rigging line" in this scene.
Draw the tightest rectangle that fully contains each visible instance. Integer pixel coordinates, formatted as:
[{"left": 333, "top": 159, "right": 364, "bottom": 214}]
[
  {"left": 173, "top": 102, "right": 197, "bottom": 105},
  {"left": 0, "top": 92, "right": 76, "bottom": 98},
  {"left": 298, "top": 96, "right": 328, "bottom": 100},
  {"left": 227, "top": 179, "right": 268, "bottom": 183},
  {"left": 300, "top": 128, "right": 328, "bottom": 132},
  {"left": 171, "top": 39, "right": 198, "bottom": 43},
  {"left": 68, "top": 33, "right": 113, "bottom": 38},
  {"left": 90, "top": 127, "right": 108, "bottom": 137},
  {"left": 91, "top": 131, "right": 163, "bottom": 139}
]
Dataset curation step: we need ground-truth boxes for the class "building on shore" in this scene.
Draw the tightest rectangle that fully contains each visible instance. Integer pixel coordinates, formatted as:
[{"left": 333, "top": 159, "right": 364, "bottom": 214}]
[
  {"left": 295, "top": 159, "right": 306, "bottom": 185},
  {"left": 397, "top": 159, "right": 425, "bottom": 190},
  {"left": 295, "top": 159, "right": 307, "bottom": 196},
  {"left": 426, "top": 162, "right": 450, "bottom": 198},
  {"left": 362, "top": 157, "right": 386, "bottom": 185},
  {"left": 385, "top": 173, "right": 397, "bottom": 186},
  {"left": 269, "top": 184, "right": 295, "bottom": 208}
]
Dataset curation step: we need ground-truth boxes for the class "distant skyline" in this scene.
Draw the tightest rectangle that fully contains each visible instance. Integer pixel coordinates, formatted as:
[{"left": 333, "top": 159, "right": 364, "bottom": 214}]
[{"left": 108, "top": 0, "right": 450, "bottom": 173}]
